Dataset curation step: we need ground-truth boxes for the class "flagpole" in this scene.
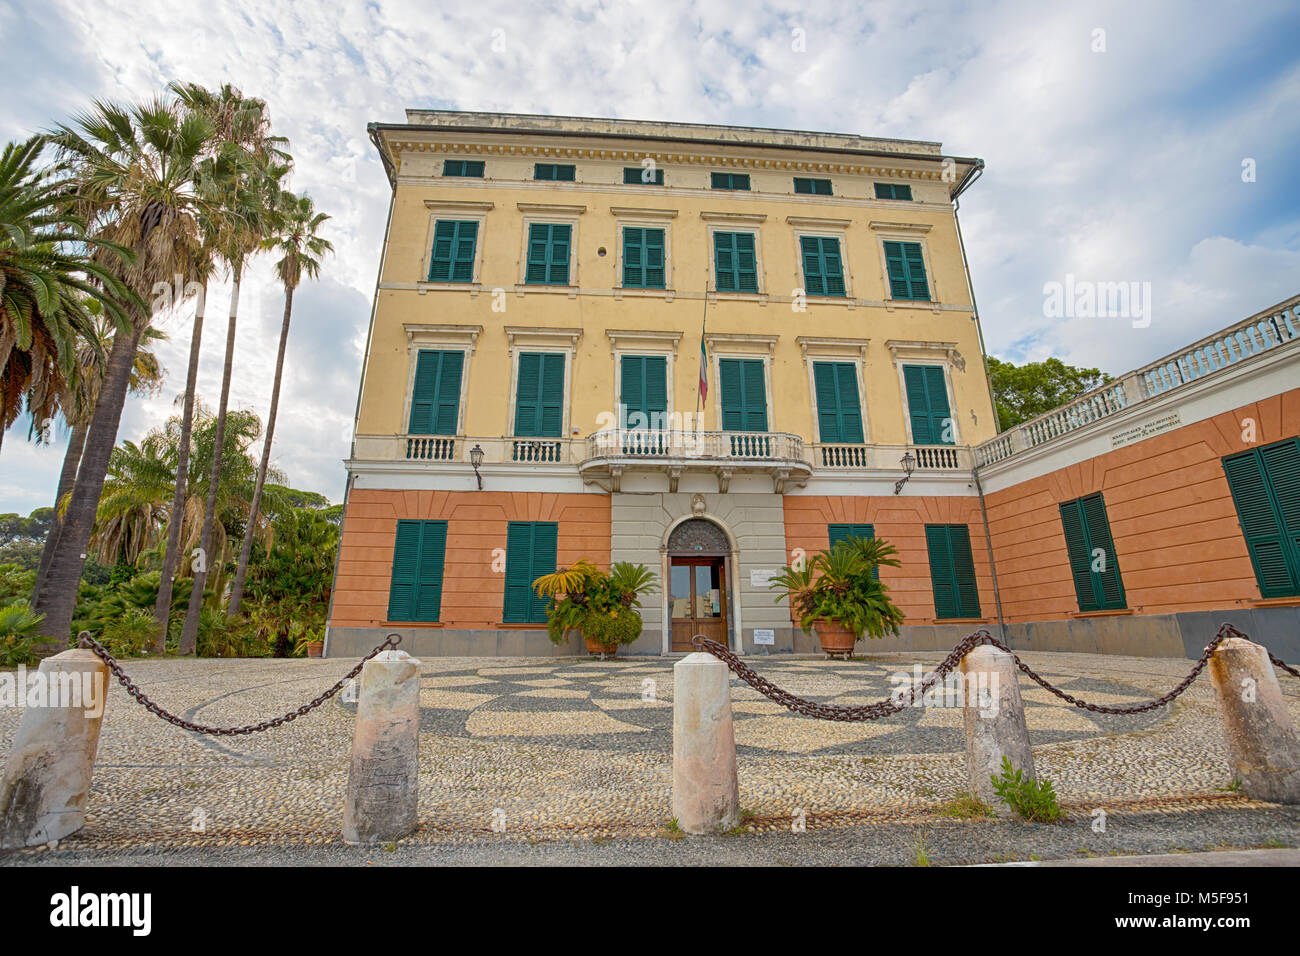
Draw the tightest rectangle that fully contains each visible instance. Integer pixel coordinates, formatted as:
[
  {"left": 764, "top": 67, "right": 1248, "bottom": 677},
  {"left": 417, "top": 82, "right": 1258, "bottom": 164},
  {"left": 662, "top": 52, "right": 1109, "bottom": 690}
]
[{"left": 696, "top": 279, "right": 709, "bottom": 422}]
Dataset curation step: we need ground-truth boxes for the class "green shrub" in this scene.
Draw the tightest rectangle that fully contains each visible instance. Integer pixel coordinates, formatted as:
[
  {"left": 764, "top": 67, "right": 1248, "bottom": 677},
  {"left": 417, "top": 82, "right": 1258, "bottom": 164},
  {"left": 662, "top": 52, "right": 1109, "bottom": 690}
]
[
  {"left": 990, "top": 756, "right": 1062, "bottom": 823},
  {"left": 0, "top": 601, "right": 43, "bottom": 667},
  {"left": 0, "top": 564, "right": 36, "bottom": 604},
  {"left": 100, "top": 607, "right": 156, "bottom": 657}
]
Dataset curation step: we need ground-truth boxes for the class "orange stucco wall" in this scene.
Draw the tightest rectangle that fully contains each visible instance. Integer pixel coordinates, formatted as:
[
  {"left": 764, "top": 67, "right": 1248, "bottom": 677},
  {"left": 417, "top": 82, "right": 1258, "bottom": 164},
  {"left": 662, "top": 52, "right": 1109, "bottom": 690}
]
[
  {"left": 782, "top": 495, "right": 993, "bottom": 624},
  {"left": 331, "top": 490, "right": 611, "bottom": 629},
  {"left": 985, "top": 389, "right": 1300, "bottom": 621}
]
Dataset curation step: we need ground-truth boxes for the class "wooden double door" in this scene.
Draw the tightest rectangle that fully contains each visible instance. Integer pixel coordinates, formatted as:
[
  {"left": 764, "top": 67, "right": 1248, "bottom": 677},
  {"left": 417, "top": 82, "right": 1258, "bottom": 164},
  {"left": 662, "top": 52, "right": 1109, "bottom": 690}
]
[{"left": 669, "top": 555, "right": 728, "bottom": 652}]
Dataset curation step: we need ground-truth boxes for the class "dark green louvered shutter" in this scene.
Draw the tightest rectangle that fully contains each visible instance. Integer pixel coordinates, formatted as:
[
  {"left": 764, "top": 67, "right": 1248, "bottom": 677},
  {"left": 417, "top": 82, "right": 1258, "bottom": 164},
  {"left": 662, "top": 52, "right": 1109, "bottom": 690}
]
[
  {"left": 525, "top": 223, "right": 571, "bottom": 285},
  {"left": 799, "top": 236, "right": 846, "bottom": 297},
  {"left": 926, "top": 525, "right": 980, "bottom": 619},
  {"left": 387, "top": 520, "right": 447, "bottom": 622},
  {"left": 713, "top": 232, "right": 758, "bottom": 292},
  {"left": 622, "top": 227, "right": 665, "bottom": 289},
  {"left": 623, "top": 166, "right": 665, "bottom": 185},
  {"left": 1059, "top": 494, "right": 1127, "bottom": 611},
  {"left": 813, "top": 362, "right": 863, "bottom": 443},
  {"left": 621, "top": 355, "right": 667, "bottom": 429},
  {"left": 1223, "top": 440, "right": 1300, "bottom": 597},
  {"left": 408, "top": 350, "right": 463, "bottom": 435},
  {"left": 903, "top": 364, "right": 952, "bottom": 445},
  {"left": 883, "top": 240, "right": 930, "bottom": 300},
  {"left": 514, "top": 353, "right": 565, "bottom": 437},
  {"left": 503, "top": 522, "right": 558, "bottom": 623},
  {"left": 718, "top": 358, "right": 767, "bottom": 431},
  {"left": 428, "top": 220, "right": 478, "bottom": 282}
]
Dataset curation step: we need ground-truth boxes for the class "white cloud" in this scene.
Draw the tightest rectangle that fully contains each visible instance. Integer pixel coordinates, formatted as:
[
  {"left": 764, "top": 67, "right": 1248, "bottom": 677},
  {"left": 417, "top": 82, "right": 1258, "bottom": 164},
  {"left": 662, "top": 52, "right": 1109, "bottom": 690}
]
[{"left": 1, "top": 0, "right": 1297, "bottom": 513}]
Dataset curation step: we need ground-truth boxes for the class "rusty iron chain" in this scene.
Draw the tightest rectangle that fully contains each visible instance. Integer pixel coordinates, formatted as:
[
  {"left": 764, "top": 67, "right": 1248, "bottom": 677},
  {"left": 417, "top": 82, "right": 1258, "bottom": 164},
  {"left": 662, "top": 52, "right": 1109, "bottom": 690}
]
[
  {"left": 1270, "top": 652, "right": 1300, "bottom": 680},
  {"left": 76, "top": 631, "right": 402, "bottom": 736},
  {"left": 694, "top": 622, "right": 1296, "bottom": 721}
]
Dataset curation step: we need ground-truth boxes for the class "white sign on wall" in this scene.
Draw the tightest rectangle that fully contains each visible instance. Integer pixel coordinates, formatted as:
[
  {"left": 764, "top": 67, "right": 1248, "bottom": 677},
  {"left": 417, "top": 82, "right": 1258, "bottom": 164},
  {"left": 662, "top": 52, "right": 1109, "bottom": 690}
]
[
  {"left": 1109, "top": 411, "right": 1182, "bottom": 449},
  {"left": 750, "top": 569, "right": 779, "bottom": 588},
  {"left": 753, "top": 629, "right": 775, "bottom": 646}
]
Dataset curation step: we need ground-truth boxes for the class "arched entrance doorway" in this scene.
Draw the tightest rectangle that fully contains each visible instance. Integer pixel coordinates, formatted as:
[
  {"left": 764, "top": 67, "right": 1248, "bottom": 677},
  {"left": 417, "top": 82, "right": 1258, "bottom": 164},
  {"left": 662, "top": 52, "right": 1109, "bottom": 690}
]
[{"left": 665, "top": 518, "right": 731, "bottom": 652}]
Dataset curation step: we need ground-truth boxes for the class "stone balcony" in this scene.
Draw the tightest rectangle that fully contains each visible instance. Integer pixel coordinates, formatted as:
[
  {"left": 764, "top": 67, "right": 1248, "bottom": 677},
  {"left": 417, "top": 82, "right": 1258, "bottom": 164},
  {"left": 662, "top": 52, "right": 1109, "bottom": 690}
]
[{"left": 579, "top": 429, "right": 811, "bottom": 492}]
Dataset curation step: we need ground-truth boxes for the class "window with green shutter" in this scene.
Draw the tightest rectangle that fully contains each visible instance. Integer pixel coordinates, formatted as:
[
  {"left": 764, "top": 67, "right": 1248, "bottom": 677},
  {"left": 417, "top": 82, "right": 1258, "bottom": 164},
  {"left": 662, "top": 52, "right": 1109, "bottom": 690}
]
[
  {"left": 623, "top": 167, "right": 664, "bottom": 185},
  {"left": 524, "top": 223, "right": 572, "bottom": 285},
  {"left": 829, "top": 523, "right": 878, "bottom": 579},
  {"left": 513, "top": 352, "right": 565, "bottom": 437},
  {"left": 503, "top": 521, "right": 558, "bottom": 623},
  {"left": 925, "top": 524, "right": 981, "bottom": 619},
  {"left": 408, "top": 350, "right": 463, "bottom": 435},
  {"left": 1222, "top": 438, "right": 1300, "bottom": 597},
  {"left": 620, "top": 355, "right": 668, "bottom": 430},
  {"left": 799, "top": 236, "right": 846, "bottom": 297},
  {"left": 442, "top": 160, "right": 484, "bottom": 177},
  {"left": 718, "top": 358, "right": 767, "bottom": 431},
  {"left": 427, "top": 220, "right": 478, "bottom": 283},
  {"left": 902, "top": 364, "right": 953, "bottom": 445},
  {"left": 713, "top": 231, "right": 758, "bottom": 292},
  {"left": 622, "top": 227, "right": 666, "bottom": 289},
  {"left": 534, "top": 163, "right": 575, "bottom": 181},
  {"left": 387, "top": 520, "right": 447, "bottom": 622},
  {"left": 793, "top": 177, "right": 832, "bottom": 195},
  {"left": 882, "top": 240, "right": 930, "bottom": 300},
  {"left": 812, "top": 362, "right": 864, "bottom": 443},
  {"left": 874, "top": 182, "right": 912, "bottom": 200},
  {"left": 1059, "top": 494, "right": 1127, "bottom": 611},
  {"left": 710, "top": 172, "right": 750, "bottom": 190}
]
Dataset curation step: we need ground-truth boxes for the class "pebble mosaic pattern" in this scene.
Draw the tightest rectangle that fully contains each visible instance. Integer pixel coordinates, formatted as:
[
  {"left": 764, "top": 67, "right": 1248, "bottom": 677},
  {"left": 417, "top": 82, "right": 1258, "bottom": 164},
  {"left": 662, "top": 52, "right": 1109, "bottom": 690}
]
[{"left": 1, "top": 649, "right": 1297, "bottom": 854}]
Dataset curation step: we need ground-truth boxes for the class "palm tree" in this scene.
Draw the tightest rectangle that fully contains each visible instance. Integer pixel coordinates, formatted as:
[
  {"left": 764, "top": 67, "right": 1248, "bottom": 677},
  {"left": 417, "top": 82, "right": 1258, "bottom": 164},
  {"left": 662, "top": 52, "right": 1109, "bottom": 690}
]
[
  {"left": 172, "top": 83, "right": 289, "bottom": 655},
  {"left": 227, "top": 190, "right": 331, "bottom": 617},
  {"left": 32, "top": 97, "right": 211, "bottom": 646},
  {"left": 0, "top": 135, "right": 136, "bottom": 452},
  {"left": 32, "top": 318, "right": 163, "bottom": 598}
]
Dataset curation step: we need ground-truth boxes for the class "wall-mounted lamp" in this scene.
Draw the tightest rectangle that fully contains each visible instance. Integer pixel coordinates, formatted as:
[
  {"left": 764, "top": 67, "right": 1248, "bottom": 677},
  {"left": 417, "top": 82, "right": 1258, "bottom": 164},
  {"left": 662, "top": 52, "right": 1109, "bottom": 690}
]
[
  {"left": 469, "top": 444, "right": 485, "bottom": 490},
  {"left": 893, "top": 451, "right": 916, "bottom": 495}
]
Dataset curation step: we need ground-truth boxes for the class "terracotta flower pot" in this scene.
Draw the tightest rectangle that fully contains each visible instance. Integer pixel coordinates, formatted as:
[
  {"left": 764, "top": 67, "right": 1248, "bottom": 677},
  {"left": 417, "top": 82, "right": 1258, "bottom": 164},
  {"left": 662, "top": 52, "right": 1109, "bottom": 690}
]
[
  {"left": 305, "top": 641, "right": 324, "bottom": 659},
  {"left": 584, "top": 635, "right": 618, "bottom": 657},
  {"left": 813, "top": 621, "right": 858, "bottom": 656}
]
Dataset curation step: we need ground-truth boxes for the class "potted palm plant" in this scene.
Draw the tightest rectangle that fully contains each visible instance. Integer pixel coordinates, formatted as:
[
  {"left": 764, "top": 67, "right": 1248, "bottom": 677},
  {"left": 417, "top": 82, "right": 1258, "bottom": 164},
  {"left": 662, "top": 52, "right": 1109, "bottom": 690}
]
[
  {"left": 532, "top": 561, "right": 658, "bottom": 658},
  {"left": 769, "top": 536, "right": 905, "bottom": 656}
]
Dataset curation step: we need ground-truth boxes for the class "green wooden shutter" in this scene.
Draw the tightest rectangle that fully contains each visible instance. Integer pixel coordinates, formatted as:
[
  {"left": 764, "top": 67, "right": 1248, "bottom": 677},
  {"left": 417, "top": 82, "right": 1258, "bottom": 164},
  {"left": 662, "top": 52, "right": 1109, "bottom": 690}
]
[
  {"left": 718, "top": 358, "right": 744, "bottom": 431},
  {"left": 514, "top": 353, "right": 565, "bottom": 437},
  {"left": 503, "top": 522, "right": 558, "bottom": 623},
  {"left": 903, "top": 365, "right": 952, "bottom": 445},
  {"left": 713, "top": 232, "right": 757, "bottom": 292},
  {"left": 926, "top": 524, "right": 980, "bottom": 619},
  {"left": 428, "top": 220, "right": 477, "bottom": 282},
  {"left": 1059, "top": 500, "right": 1099, "bottom": 611},
  {"left": 621, "top": 355, "right": 667, "bottom": 429},
  {"left": 408, "top": 350, "right": 462, "bottom": 435},
  {"left": 799, "top": 236, "right": 846, "bottom": 297},
  {"left": 1223, "top": 440, "right": 1300, "bottom": 597},
  {"left": 387, "top": 520, "right": 447, "bottom": 622},
  {"left": 883, "top": 240, "right": 930, "bottom": 300},
  {"left": 813, "top": 362, "right": 863, "bottom": 443},
  {"left": 622, "top": 227, "right": 665, "bottom": 289},
  {"left": 829, "top": 523, "right": 877, "bottom": 579},
  {"left": 719, "top": 358, "right": 767, "bottom": 432},
  {"left": 623, "top": 166, "right": 664, "bottom": 185},
  {"left": 525, "top": 223, "right": 571, "bottom": 284}
]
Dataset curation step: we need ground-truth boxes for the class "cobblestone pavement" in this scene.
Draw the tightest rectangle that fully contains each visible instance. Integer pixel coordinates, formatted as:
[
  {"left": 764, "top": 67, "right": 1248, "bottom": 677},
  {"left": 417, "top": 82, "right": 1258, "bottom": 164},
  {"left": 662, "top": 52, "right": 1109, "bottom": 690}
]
[{"left": 2, "top": 649, "right": 1298, "bottom": 862}]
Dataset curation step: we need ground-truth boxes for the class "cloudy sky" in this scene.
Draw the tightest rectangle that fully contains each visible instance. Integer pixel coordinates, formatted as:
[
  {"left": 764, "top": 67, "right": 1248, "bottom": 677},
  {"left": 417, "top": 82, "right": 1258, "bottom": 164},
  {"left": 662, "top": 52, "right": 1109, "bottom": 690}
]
[{"left": 2, "top": 0, "right": 1297, "bottom": 514}]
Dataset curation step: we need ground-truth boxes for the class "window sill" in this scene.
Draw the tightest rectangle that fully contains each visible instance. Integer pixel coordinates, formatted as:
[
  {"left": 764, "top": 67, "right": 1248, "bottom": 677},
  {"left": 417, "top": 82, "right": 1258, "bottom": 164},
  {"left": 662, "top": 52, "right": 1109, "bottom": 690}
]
[
  {"left": 934, "top": 617, "right": 988, "bottom": 624},
  {"left": 496, "top": 623, "right": 549, "bottom": 629},
  {"left": 1249, "top": 596, "right": 1300, "bottom": 608},
  {"left": 382, "top": 621, "right": 444, "bottom": 628},
  {"left": 417, "top": 281, "right": 480, "bottom": 295},
  {"left": 517, "top": 284, "right": 577, "bottom": 294},
  {"left": 1069, "top": 608, "right": 1133, "bottom": 619}
]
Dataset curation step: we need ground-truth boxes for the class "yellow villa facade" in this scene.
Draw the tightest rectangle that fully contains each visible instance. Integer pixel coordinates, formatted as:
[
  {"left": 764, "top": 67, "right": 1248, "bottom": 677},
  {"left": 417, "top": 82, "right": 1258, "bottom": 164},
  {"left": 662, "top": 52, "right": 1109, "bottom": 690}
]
[{"left": 328, "top": 109, "right": 1004, "bottom": 657}]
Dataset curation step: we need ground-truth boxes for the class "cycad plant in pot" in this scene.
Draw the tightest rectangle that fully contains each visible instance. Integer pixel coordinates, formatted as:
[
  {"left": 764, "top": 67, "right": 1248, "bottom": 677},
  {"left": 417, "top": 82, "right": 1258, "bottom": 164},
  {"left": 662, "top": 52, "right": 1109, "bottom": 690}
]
[
  {"left": 769, "top": 536, "right": 905, "bottom": 657},
  {"left": 533, "top": 560, "right": 659, "bottom": 658}
]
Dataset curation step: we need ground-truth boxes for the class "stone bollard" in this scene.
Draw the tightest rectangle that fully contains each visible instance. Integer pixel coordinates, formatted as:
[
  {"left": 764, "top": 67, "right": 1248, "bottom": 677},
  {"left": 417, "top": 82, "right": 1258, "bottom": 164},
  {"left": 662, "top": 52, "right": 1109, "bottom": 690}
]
[
  {"left": 0, "top": 649, "right": 110, "bottom": 849},
  {"left": 671, "top": 652, "right": 739, "bottom": 834},
  {"left": 1208, "top": 637, "right": 1300, "bottom": 804},
  {"left": 343, "top": 649, "right": 421, "bottom": 844},
  {"left": 960, "top": 644, "right": 1035, "bottom": 815}
]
